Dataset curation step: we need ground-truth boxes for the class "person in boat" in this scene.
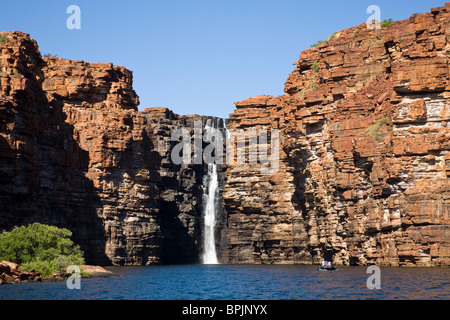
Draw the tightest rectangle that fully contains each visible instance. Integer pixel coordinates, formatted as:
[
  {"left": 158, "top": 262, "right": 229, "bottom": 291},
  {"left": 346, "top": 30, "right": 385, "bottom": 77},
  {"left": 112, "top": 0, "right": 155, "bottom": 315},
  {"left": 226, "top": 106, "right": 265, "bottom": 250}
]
[{"left": 321, "top": 260, "right": 332, "bottom": 268}]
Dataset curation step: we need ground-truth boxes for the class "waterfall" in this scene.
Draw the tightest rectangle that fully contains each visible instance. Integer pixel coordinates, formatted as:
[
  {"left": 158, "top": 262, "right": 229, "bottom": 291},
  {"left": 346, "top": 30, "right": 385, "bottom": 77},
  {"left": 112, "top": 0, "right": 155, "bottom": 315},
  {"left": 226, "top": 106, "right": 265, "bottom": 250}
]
[
  {"left": 202, "top": 119, "right": 220, "bottom": 264},
  {"left": 202, "top": 162, "right": 219, "bottom": 264}
]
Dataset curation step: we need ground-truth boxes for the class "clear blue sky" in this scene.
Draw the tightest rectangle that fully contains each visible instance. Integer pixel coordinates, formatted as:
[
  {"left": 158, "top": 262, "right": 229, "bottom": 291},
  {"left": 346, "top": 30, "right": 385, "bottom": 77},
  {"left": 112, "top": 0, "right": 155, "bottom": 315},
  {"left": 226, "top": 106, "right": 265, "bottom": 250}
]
[{"left": 1, "top": 0, "right": 447, "bottom": 118}]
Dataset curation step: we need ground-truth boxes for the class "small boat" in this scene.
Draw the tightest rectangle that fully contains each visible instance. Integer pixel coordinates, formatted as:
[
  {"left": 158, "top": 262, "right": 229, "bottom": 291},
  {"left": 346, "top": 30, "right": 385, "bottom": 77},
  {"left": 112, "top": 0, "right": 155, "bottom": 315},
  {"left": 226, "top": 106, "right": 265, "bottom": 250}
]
[{"left": 318, "top": 265, "right": 337, "bottom": 271}]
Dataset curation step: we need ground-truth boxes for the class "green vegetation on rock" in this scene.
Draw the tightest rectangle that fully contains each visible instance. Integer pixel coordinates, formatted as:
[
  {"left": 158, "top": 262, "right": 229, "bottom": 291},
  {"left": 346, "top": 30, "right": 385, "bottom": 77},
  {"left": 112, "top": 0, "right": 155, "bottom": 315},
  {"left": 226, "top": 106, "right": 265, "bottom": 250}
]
[
  {"left": 310, "top": 40, "right": 327, "bottom": 48},
  {"left": 0, "top": 223, "right": 85, "bottom": 277},
  {"left": 0, "top": 34, "right": 7, "bottom": 45},
  {"left": 311, "top": 61, "right": 320, "bottom": 73},
  {"left": 359, "top": 116, "right": 392, "bottom": 142},
  {"left": 310, "top": 33, "right": 337, "bottom": 49},
  {"left": 381, "top": 19, "right": 396, "bottom": 28}
]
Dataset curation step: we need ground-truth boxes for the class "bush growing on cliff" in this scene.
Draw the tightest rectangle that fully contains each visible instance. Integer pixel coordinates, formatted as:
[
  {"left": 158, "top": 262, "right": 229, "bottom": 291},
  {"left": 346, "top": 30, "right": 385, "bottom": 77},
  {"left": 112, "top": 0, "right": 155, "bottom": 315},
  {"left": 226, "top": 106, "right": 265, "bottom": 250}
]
[
  {"left": 358, "top": 116, "right": 392, "bottom": 142},
  {"left": 310, "top": 40, "right": 327, "bottom": 48},
  {"left": 0, "top": 34, "right": 7, "bottom": 45},
  {"left": 311, "top": 61, "right": 320, "bottom": 72},
  {"left": 0, "top": 223, "right": 85, "bottom": 277},
  {"left": 381, "top": 19, "right": 396, "bottom": 28},
  {"left": 43, "top": 53, "right": 58, "bottom": 58}
]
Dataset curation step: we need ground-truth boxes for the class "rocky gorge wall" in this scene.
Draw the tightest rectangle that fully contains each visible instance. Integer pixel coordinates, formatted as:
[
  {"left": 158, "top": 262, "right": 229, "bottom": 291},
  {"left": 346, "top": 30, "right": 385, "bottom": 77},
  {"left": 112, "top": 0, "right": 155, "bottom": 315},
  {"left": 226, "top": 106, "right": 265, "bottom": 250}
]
[
  {"left": 222, "top": 4, "right": 450, "bottom": 266},
  {"left": 1, "top": 2, "right": 449, "bottom": 268},
  {"left": 0, "top": 31, "right": 223, "bottom": 265}
]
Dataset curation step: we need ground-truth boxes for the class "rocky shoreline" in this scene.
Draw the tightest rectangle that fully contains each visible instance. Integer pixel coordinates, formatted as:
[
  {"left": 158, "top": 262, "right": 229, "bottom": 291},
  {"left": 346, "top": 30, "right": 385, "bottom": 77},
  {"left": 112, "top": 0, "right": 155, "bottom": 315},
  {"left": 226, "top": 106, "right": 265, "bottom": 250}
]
[{"left": 0, "top": 261, "right": 114, "bottom": 285}]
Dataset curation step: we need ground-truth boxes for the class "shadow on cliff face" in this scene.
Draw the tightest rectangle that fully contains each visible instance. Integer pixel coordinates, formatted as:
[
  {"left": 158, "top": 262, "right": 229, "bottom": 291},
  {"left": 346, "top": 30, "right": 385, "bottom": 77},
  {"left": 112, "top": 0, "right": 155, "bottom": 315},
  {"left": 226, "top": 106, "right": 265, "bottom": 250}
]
[
  {"left": 158, "top": 199, "right": 200, "bottom": 264},
  {"left": 0, "top": 61, "right": 109, "bottom": 265},
  {"left": 154, "top": 116, "right": 227, "bottom": 265},
  {"left": 121, "top": 115, "right": 205, "bottom": 265},
  {"left": 156, "top": 161, "right": 204, "bottom": 265},
  {"left": 52, "top": 107, "right": 109, "bottom": 265},
  {"left": 285, "top": 135, "right": 340, "bottom": 264},
  {"left": 1, "top": 34, "right": 221, "bottom": 266},
  {"left": 102, "top": 125, "right": 202, "bottom": 266}
]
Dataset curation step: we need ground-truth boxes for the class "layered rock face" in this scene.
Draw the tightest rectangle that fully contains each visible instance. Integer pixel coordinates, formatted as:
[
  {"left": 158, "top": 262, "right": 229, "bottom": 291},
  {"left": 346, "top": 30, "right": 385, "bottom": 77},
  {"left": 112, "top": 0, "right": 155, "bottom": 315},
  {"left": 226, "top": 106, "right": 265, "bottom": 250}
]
[
  {"left": 0, "top": 31, "right": 213, "bottom": 265},
  {"left": 222, "top": 5, "right": 450, "bottom": 266},
  {"left": 1, "top": 2, "right": 449, "bottom": 268},
  {"left": 0, "top": 32, "right": 109, "bottom": 263}
]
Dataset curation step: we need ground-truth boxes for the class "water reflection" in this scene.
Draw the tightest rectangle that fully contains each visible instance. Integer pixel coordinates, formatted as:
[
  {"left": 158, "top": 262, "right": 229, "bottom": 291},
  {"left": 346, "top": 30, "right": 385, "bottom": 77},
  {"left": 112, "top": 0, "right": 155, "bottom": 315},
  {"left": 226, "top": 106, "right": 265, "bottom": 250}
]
[{"left": 0, "top": 265, "right": 449, "bottom": 300}]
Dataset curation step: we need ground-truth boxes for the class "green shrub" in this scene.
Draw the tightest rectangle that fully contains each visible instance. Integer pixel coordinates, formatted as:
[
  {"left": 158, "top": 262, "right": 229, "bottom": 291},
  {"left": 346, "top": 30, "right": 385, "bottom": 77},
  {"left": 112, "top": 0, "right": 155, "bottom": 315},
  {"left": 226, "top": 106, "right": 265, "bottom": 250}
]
[
  {"left": 0, "top": 34, "right": 7, "bottom": 45},
  {"left": 310, "top": 33, "right": 338, "bottom": 49},
  {"left": 381, "top": 19, "right": 396, "bottom": 28},
  {"left": 0, "top": 223, "right": 85, "bottom": 277},
  {"left": 311, "top": 40, "right": 327, "bottom": 48},
  {"left": 43, "top": 53, "right": 58, "bottom": 58},
  {"left": 359, "top": 116, "right": 392, "bottom": 142},
  {"left": 311, "top": 61, "right": 320, "bottom": 72}
]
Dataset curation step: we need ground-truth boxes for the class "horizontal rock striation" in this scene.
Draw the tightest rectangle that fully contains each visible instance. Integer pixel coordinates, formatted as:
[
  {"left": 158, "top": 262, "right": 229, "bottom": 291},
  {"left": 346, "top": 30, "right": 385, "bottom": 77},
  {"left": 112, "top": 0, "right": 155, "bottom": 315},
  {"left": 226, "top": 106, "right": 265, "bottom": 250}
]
[
  {"left": 0, "top": 31, "right": 108, "bottom": 263},
  {"left": 222, "top": 4, "right": 450, "bottom": 266},
  {"left": 1, "top": 2, "right": 449, "bottom": 268},
  {"left": 0, "top": 31, "right": 219, "bottom": 265}
]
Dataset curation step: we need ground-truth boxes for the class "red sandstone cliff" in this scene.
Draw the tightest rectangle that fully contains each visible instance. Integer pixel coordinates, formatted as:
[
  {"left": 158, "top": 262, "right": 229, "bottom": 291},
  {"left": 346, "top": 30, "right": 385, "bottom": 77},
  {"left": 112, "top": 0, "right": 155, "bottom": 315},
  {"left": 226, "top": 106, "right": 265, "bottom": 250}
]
[
  {"left": 222, "top": 4, "right": 450, "bottom": 266},
  {"left": 1, "top": 2, "right": 449, "bottom": 267},
  {"left": 0, "top": 31, "right": 210, "bottom": 265}
]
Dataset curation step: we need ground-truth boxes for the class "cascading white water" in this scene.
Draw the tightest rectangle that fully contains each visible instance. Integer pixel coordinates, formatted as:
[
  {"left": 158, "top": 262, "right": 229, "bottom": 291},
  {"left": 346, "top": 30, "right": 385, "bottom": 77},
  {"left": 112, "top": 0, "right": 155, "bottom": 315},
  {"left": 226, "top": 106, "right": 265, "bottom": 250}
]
[
  {"left": 202, "top": 120, "right": 219, "bottom": 264},
  {"left": 202, "top": 162, "right": 219, "bottom": 264}
]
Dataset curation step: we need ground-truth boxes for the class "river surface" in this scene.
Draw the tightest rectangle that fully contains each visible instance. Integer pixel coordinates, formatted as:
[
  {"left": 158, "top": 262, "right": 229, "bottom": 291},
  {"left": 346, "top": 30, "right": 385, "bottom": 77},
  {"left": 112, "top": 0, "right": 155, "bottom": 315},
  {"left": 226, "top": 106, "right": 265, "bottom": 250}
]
[{"left": 0, "top": 265, "right": 449, "bottom": 300}]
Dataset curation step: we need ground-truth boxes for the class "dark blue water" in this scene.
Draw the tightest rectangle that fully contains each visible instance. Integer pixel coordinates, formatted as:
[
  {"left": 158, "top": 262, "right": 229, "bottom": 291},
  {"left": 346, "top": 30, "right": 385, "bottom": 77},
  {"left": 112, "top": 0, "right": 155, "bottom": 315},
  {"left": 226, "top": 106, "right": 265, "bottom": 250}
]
[{"left": 0, "top": 265, "right": 449, "bottom": 300}]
